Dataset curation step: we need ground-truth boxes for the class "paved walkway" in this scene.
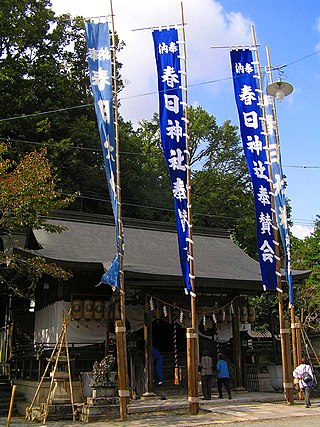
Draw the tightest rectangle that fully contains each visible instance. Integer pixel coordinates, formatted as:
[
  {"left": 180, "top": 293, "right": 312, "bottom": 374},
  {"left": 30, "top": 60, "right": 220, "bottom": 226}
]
[{"left": 3, "top": 392, "right": 320, "bottom": 426}]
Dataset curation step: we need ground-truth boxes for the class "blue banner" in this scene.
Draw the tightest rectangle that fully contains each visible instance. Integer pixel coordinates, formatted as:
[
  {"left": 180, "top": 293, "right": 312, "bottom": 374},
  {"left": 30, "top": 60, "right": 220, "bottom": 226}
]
[
  {"left": 230, "top": 49, "right": 277, "bottom": 292},
  {"left": 85, "top": 22, "right": 120, "bottom": 289},
  {"left": 152, "top": 28, "right": 192, "bottom": 293},
  {"left": 262, "top": 74, "right": 294, "bottom": 303}
]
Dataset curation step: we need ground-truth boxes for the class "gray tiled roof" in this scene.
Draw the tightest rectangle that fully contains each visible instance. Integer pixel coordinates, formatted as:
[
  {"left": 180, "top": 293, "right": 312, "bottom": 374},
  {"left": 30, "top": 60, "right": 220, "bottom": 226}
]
[{"left": 28, "top": 211, "right": 309, "bottom": 290}]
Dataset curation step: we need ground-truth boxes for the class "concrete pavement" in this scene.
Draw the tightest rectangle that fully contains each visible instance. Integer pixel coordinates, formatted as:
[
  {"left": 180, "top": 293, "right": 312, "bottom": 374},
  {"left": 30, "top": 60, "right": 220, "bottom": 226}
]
[{"left": 3, "top": 391, "right": 320, "bottom": 426}]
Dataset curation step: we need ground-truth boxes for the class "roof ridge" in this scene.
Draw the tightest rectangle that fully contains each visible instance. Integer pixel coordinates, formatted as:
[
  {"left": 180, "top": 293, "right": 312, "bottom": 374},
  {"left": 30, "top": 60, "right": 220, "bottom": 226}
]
[{"left": 43, "top": 210, "right": 232, "bottom": 238}]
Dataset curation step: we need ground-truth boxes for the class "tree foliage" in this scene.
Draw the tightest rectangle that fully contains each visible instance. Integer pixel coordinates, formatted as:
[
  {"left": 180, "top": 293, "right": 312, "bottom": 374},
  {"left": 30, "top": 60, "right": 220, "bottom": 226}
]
[
  {"left": 0, "top": 1, "right": 260, "bottom": 264},
  {"left": 291, "top": 217, "right": 320, "bottom": 331},
  {"left": 0, "top": 142, "right": 74, "bottom": 297}
]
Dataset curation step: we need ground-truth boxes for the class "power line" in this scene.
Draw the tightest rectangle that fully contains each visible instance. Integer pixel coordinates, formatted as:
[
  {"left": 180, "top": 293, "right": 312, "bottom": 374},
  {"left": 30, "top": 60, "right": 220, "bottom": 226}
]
[
  {"left": 0, "top": 136, "right": 320, "bottom": 169},
  {"left": 0, "top": 135, "right": 316, "bottom": 224},
  {"left": 0, "top": 48, "right": 319, "bottom": 124},
  {"left": 66, "top": 192, "right": 316, "bottom": 226},
  {"left": 283, "top": 165, "right": 320, "bottom": 170},
  {"left": 0, "top": 104, "right": 92, "bottom": 123},
  {"left": 1, "top": 136, "right": 319, "bottom": 169}
]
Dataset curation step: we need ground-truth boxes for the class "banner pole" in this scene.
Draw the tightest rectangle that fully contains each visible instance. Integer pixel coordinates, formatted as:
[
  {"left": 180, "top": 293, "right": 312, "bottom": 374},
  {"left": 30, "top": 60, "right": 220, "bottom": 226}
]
[
  {"left": 110, "top": 0, "right": 129, "bottom": 419},
  {"left": 265, "top": 46, "right": 298, "bottom": 373},
  {"left": 251, "top": 25, "right": 294, "bottom": 405},
  {"left": 180, "top": 1, "right": 199, "bottom": 415}
]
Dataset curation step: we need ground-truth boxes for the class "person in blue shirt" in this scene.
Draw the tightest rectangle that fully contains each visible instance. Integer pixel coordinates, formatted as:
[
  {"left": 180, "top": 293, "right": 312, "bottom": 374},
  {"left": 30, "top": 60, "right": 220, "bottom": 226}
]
[
  {"left": 216, "top": 353, "right": 232, "bottom": 399},
  {"left": 152, "top": 347, "right": 163, "bottom": 385}
]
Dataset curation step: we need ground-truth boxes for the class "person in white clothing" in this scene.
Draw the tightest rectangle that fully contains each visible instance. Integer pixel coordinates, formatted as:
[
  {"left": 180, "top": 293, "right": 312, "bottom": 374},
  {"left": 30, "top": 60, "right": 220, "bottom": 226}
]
[{"left": 293, "top": 357, "right": 314, "bottom": 408}]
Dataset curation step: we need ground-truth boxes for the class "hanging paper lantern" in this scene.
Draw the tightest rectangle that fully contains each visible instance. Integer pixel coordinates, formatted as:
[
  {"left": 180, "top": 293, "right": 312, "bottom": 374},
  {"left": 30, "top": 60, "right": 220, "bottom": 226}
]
[
  {"left": 71, "top": 299, "right": 83, "bottom": 320},
  {"left": 83, "top": 299, "right": 94, "bottom": 320},
  {"left": 247, "top": 305, "right": 256, "bottom": 323},
  {"left": 240, "top": 305, "right": 248, "bottom": 323},
  {"left": 94, "top": 300, "right": 104, "bottom": 321}
]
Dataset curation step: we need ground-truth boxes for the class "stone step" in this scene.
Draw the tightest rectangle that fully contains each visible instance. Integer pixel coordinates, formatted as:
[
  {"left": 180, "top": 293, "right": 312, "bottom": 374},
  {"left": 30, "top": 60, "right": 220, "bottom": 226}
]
[{"left": 80, "top": 403, "right": 119, "bottom": 422}]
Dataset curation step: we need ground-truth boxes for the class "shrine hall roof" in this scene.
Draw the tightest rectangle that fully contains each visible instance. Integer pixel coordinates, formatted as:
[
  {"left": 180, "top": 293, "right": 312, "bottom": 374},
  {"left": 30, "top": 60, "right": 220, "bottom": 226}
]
[{"left": 24, "top": 211, "right": 309, "bottom": 292}]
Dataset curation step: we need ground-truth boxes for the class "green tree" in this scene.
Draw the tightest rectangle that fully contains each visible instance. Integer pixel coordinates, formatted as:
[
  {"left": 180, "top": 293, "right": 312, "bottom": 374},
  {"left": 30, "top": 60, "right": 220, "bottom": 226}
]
[
  {"left": 188, "top": 107, "right": 256, "bottom": 256},
  {"left": 0, "top": 1, "right": 121, "bottom": 214},
  {"left": 291, "top": 217, "right": 320, "bottom": 331},
  {"left": 0, "top": 142, "right": 75, "bottom": 298},
  {"left": 130, "top": 107, "right": 257, "bottom": 255},
  {"left": 0, "top": 1, "right": 257, "bottom": 255}
]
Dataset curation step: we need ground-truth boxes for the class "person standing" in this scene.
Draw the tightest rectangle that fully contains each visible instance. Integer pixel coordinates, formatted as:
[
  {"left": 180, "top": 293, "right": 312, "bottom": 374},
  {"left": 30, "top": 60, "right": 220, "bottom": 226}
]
[
  {"left": 152, "top": 347, "right": 163, "bottom": 385},
  {"left": 293, "top": 357, "right": 314, "bottom": 408},
  {"left": 199, "top": 351, "right": 213, "bottom": 400},
  {"left": 216, "top": 353, "right": 232, "bottom": 399}
]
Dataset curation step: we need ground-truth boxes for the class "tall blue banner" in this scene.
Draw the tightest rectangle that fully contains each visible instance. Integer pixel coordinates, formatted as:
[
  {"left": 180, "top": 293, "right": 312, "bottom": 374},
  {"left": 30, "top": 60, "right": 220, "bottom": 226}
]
[
  {"left": 262, "top": 75, "right": 294, "bottom": 303},
  {"left": 85, "top": 22, "right": 120, "bottom": 288},
  {"left": 152, "top": 28, "right": 192, "bottom": 293},
  {"left": 230, "top": 49, "right": 277, "bottom": 292}
]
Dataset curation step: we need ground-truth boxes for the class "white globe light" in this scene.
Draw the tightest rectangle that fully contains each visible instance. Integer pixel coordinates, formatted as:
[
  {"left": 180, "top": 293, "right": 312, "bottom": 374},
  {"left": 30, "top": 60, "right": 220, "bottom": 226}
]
[
  {"left": 275, "top": 89, "right": 285, "bottom": 102},
  {"left": 266, "top": 80, "right": 294, "bottom": 102}
]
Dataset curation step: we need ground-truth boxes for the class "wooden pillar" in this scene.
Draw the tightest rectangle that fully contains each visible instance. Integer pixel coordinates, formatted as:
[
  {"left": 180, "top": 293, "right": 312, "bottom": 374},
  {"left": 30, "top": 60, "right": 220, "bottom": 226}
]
[
  {"left": 104, "top": 304, "right": 110, "bottom": 357},
  {"left": 180, "top": 2, "right": 199, "bottom": 415},
  {"left": 232, "top": 300, "right": 244, "bottom": 389},
  {"left": 295, "top": 316, "right": 303, "bottom": 400},
  {"left": 290, "top": 305, "right": 298, "bottom": 372},
  {"left": 115, "top": 320, "right": 129, "bottom": 420},
  {"left": 269, "top": 301, "right": 280, "bottom": 364},
  {"left": 6, "top": 384, "right": 16, "bottom": 427},
  {"left": 279, "top": 313, "right": 294, "bottom": 404},
  {"left": 186, "top": 328, "right": 199, "bottom": 415},
  {"left": 143, "top": 298, "right": 155, "bottom": 398},
  {"left": 295, "top": 316, "right": 302, "bottom": 365}
]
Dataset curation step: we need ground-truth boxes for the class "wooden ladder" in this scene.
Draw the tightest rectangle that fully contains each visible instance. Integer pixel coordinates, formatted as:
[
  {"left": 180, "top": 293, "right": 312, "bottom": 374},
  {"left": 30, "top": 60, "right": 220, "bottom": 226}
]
[{"left": 26, "top": 312, "right": 76, "bottom": 424}]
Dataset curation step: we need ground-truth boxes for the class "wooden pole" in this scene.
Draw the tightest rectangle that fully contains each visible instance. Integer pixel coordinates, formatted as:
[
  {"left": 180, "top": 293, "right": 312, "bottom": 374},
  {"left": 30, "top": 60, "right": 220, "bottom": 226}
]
[
  {"left": 143, "top": 296, "right": 154, "bottom": 396},
  {"left": 295, "top": 316, "right": 302, "bottom": 365},
  {"left": 290, "top": 307, "right": 298, "bottom": 371},
  {"left": 26, "top": 328, "right": 63, "bottom": 420},
  {"left": 265, "top": 45, "right": 295, "bottom": 402},
  {"left": 251, "top": 26, "right": 294, "bottom": 404},
  {"left": 186, "top": 328, "right": 199, "bottom": 414},
  {"left": 232, "top": 299, "right": 244, "bottom": 389},
  {"left": 64, "top": 320, "right": 75, "bottom": 421},
  {"left": 180, "top": 1, "right": 198, "bottom": 415},
  {"left": 110, "top": 0, "right": 129, "bottom": 419},
  {"left": 115, "top": 320, "right": 129, "bottom": 418},
  {"left": 43, "top": 328, "right": 66, "bottom": 423},
  {"left": 6, "top": 384, "right": 16, "bottom": 427},
  {"left": 265, "top": 46, "right": 298, "bottom": 376}
]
